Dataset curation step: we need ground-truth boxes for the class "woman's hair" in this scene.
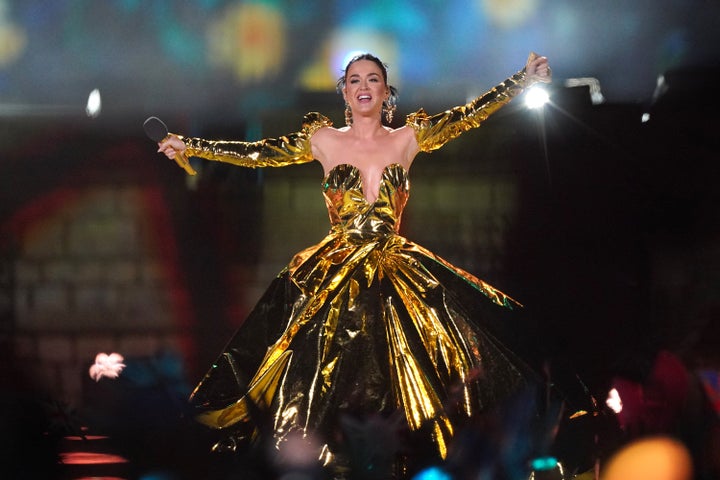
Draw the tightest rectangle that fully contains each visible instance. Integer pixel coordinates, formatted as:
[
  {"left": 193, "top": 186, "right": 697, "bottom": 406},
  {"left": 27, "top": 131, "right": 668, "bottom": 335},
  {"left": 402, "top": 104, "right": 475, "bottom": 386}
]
[{"left": 336, "top": 53, "right": 398, "bottom": 107}]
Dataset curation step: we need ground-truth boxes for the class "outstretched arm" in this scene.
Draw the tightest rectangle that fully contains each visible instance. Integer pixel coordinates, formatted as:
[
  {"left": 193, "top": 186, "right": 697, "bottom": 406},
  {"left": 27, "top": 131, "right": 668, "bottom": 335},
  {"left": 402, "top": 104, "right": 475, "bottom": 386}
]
[
  {"left": 157, "top": 112, "right": 332, "bottom": 169},
  {"left": 408, "top": 53, "right": 551, "bottom": 153}
]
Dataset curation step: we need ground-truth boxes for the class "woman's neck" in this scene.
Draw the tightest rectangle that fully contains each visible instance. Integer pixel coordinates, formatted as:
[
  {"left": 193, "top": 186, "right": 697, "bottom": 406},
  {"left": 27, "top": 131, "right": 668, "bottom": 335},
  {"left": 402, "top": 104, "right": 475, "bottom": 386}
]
[{"left": 349, "top": 116, "right": 387, "bottom": 138}]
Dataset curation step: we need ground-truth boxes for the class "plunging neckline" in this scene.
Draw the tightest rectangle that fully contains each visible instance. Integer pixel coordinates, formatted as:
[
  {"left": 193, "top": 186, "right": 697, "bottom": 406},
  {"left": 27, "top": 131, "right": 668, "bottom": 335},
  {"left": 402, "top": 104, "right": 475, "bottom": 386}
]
[{"left": 322, "top": 163, "right": 408, "bottom": 204}]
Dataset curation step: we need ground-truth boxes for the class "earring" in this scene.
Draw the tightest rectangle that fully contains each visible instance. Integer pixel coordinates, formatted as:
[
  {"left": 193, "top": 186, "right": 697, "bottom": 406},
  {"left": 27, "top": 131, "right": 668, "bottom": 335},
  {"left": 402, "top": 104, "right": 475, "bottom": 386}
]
[
  {"left": 383, "top": 101, "right": 396, "bottom": 124},
  {"left": 344, "top": 103, "right": 353, "bottom": 126}
]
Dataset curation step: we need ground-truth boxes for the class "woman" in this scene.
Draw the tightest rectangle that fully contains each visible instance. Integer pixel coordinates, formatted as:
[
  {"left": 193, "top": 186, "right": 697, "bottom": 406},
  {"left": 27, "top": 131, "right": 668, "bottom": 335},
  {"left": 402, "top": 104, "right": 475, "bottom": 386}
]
[{"left": 158, "top": 52, "right": 551, "bottom": 474}]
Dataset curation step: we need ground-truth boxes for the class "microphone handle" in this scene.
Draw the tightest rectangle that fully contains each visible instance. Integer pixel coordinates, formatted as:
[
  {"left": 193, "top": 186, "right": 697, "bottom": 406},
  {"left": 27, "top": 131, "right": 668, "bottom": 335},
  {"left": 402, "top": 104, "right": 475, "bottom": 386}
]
[{"left": 174, "top": 150, "right": 197, "bottom": 176}]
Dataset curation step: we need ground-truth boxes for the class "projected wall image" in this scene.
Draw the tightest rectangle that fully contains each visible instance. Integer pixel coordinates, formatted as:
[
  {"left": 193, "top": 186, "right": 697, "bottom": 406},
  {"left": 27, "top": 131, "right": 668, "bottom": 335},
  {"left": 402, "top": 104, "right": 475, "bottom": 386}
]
[{"left": 0, "top": 0, "right": 718, "bottom": 121}]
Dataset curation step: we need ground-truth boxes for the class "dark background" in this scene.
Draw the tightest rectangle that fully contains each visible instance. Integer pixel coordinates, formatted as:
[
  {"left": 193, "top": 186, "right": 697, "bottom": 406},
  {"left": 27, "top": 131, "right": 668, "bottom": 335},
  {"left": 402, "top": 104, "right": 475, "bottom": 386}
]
[{"left": 0, "top": 1, "right": 719, "bottom": 478}]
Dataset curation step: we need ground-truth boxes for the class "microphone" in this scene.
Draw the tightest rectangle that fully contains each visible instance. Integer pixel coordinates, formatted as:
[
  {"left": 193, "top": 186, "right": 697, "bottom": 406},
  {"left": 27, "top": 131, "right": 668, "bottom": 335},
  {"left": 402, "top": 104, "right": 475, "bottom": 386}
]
[{"left": 143, "top": 116, "right": 197, "bottom": 176}]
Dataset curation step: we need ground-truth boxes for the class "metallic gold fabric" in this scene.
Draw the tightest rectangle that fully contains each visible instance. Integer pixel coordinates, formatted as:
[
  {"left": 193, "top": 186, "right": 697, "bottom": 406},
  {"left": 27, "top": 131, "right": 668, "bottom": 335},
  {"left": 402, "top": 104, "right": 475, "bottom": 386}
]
[
  {"left": 187, "top": 74, "right": 533, "bottom": 463},
  {"left": 180, "top": 112, "right": 332, "bottom": 168},
  {"left": 408, "top": 69, "right": 527, "bottom": 153}
]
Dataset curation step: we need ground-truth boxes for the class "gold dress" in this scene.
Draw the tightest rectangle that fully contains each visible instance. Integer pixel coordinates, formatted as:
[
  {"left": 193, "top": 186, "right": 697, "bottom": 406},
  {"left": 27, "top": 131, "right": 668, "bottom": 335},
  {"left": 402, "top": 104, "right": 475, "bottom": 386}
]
[{"left": 181, "top": 69, "right": 534, "bottom": 464}]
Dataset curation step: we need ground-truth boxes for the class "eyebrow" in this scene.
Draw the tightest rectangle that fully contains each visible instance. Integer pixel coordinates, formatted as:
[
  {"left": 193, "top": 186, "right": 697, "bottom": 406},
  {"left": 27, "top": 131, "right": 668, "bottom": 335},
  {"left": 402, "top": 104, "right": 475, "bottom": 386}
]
[{"left": 348, "top": 72, "right": 381, "bottom": 79}]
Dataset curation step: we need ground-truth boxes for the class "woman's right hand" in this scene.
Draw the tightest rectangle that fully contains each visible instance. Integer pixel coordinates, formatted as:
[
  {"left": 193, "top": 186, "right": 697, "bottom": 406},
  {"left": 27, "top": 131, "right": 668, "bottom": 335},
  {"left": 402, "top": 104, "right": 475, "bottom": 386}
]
[
  {"left": 157, "top": 134, "right": 197, "bottom": 175},
  {"left": 157, "top": 134, "right": 186, "bottom": 160}
]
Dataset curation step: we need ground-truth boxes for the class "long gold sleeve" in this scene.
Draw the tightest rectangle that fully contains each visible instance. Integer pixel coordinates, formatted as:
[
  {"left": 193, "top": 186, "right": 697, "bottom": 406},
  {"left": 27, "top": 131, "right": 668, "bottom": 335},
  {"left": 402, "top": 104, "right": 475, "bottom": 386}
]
[
  {"left": 179, "top": 112, "right": 332, "bottom": 168},
  {"left": 407, "top": 69, "right": 528, "bottom": 153}
]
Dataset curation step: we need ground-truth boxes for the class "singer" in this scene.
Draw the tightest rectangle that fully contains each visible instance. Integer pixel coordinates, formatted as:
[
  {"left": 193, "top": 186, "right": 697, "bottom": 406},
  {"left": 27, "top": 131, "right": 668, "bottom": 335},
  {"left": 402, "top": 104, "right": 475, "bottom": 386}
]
[{"left": 157, "top": 52, "right": 551, "bottom": 477}]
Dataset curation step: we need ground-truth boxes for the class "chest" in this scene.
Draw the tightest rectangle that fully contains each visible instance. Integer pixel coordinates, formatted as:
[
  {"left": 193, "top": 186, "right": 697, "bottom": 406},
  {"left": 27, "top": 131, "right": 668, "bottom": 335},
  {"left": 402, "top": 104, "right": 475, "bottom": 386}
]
[
  {"left": 324, "top": 133, "right": 407, "bottom": 176},
  {"left": 324, "top": 163, "right": 409, "bottom": 206},
  {"left": 343, "top": 135, "right": 403, "bottom": 163},
  {"left": 316, "top": 128, "right": 414, "bottom": 202}
]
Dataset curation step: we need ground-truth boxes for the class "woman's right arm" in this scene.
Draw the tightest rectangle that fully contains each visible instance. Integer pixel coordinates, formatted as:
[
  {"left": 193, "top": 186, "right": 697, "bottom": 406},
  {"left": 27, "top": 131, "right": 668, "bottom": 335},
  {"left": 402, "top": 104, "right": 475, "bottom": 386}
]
[{"left": 158, "top": 112, "right": 332, "bottom": 169}]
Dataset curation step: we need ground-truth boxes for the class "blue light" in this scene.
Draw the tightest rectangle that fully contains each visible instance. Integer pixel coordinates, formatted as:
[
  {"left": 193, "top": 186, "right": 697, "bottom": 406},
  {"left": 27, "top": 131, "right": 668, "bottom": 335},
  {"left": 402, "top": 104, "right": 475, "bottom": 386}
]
[
  {"left": 531, "top": 456, "right": 558, "bottom": 471},
  {"left": 412, "top": 466, "right": 452, "bottom": 480},
  {"left": 340, "top": 50, "right": 366, "bottom": 71},
  {"left": 138, "top": 470, "right": 178, "bottom": 480}
]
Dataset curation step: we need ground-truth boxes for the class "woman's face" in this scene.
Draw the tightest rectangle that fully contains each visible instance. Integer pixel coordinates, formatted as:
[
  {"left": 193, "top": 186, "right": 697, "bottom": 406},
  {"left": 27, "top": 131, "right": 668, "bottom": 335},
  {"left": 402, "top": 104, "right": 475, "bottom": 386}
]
[{"left": 343, "top": 59, "right": 389, "bottom": 121}]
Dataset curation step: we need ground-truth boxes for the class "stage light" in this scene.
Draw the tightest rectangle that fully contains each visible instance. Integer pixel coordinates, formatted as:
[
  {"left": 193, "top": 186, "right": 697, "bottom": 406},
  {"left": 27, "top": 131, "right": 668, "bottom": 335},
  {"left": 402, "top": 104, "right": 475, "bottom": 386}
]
[
  {"left": 85, "top": 88, "right": 101, "bottom": 118},
  {"left": 412, "top": 466, "right": 452, "bottom": 480},
  {"left": 326, "top": 29, "right": 399, "bottom": 81},
  {"left": 340, "top": 50, "right": 366, "bottom": 72},
  {"left": 531, "top": 456, "right": 559, "bottom": 471},
  {"left": 529, "top": 457, "right": 565, "bottom": 480},
  {"left": 525, "top": 85, "right": 549, "bottom": 109},
  {"left": 606, "top": 387, "right": 623, "bottom": 413},
  {"left": 89, "top": 352, "right": 125, "bottom": 381}
]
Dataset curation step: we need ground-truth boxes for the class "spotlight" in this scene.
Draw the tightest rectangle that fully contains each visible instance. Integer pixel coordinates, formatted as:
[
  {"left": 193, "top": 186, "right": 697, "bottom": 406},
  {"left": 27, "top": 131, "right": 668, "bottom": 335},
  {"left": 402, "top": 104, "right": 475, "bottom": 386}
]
[
  {"left": 525, "top": 85, "right": 550, "bottom": 109},
  {"left": 606, "top": 387, "right": 623, "bottom": 413},
  {"left": 85, "top": 88, "right": 101, "bottom": 118}
]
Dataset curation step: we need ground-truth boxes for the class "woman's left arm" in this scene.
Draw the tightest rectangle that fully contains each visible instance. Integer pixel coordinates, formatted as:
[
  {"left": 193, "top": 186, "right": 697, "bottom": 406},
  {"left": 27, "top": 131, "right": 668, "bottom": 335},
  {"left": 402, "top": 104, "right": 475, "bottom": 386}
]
[{"left": 408, "top": 53, "right": 551, "bottom": 153}]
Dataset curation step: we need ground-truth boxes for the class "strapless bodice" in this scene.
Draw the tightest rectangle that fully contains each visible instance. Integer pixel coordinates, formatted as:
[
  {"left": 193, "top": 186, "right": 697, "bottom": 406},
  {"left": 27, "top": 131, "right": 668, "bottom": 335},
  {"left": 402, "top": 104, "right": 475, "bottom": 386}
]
[{"left": 322, "top": 163, "right": 409, "bottom": 240}]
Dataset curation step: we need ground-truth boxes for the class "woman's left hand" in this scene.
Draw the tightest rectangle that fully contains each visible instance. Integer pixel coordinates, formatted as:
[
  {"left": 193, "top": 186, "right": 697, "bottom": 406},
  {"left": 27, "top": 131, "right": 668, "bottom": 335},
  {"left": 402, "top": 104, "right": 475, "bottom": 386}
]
[{"left": 525, "top": 52, "right": 552, "bottom": 84}]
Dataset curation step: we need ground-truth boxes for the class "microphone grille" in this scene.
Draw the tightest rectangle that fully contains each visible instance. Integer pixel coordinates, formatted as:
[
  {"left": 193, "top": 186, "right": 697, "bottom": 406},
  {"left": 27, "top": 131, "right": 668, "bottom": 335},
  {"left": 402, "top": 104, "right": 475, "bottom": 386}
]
[{"left": 143, "top": 116, "right": 169, "bottom": 142}]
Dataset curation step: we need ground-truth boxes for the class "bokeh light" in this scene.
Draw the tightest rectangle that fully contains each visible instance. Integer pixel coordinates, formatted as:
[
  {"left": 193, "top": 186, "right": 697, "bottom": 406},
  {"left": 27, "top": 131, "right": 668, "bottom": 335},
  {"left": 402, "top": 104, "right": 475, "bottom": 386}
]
[
  {"left": 0, "top": 0, "right": 26, "bottom": 67},
  {"left": 300, "top": 27, "right": 399, "bottom": 92},
  {"left": 412, "top": 465, "right": 452, "bottom": 480},
  {"left": 207, "top": 2, "right": 286, "bottom": 83},
  {"left": 85, "top": 88, "right": 101, "bottom": 118},
  {"left": 0, "top": 0, "right": 714, "bottom": 115},
  {"left": 480, "top": 0, "right": 538, "bottom": 29}
]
